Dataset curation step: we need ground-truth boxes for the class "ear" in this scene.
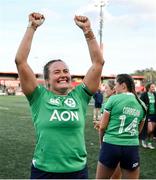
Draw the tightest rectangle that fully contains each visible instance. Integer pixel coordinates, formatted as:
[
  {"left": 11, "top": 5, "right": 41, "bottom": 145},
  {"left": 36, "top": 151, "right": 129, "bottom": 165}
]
[
  {"left": 122, "top": 83, "right": 127, "bottom": 90},
  {"left": 45, "top": 80, "right": 50, "bottom": 88}
]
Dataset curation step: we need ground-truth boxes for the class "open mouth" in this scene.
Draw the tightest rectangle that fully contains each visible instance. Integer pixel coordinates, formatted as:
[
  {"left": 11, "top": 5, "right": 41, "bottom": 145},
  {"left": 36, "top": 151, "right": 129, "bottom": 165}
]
[{"left": 57, "top": 79, "right": 69, "bottom": 84}]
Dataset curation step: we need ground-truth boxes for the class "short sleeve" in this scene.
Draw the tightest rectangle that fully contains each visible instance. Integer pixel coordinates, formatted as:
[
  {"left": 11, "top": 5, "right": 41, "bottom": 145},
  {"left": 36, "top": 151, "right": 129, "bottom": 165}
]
[
  {"left": 104, "top": 96, "right": 115, "bottom": 113},
  {"left": 26, "top": 85, "right": 46, "bottom": 105}
]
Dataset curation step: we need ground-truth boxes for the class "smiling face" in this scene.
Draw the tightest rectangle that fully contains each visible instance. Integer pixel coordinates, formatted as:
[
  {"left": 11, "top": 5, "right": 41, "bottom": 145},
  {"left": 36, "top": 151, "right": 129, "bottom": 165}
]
[
  {"left": 46, "top": 61, "right": 71, "bottom": 95},
  {"left": 149, "top": 84, "right": 156, "bottom": 93},
  {"left": 104, "top": 84, "right": 115, "bottom": 98}
]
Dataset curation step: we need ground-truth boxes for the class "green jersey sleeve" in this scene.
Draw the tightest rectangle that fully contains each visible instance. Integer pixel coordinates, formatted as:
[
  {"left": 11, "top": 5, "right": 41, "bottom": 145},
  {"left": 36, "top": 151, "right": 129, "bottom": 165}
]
[
  {"left": 104, "top": 95, "right": 115, "bottom": 112},
  {"left": 73, "top": 83, "right": 93, "bottom": 105},
  {"left": 26, "top": 85, "right": 46, "bottom": 105}
]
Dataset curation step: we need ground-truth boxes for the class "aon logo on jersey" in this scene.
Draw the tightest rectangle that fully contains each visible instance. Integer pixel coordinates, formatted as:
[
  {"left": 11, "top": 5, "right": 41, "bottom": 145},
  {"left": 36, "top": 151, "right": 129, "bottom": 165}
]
[{"left": 50, "top": 109, "right": 79, "bottom": 121}]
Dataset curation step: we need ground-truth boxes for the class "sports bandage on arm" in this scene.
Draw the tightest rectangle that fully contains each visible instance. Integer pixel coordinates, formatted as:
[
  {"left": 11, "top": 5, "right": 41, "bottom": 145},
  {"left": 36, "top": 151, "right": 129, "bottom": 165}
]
[
  {"left": 84, "top": 29, "right": 95, "bottom": 41},
  {"left": 27, "top": 18, "right": 45, "bottom": 31}
]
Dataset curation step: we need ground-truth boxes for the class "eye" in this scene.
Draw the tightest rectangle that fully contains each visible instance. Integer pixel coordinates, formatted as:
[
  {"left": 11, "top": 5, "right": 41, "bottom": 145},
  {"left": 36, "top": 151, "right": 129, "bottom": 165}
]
[
  {"left": 64, "top": 69, "right": 69, "bottom": 73},
  {"left": 54, "top": 70, "right": 60, "bottom": 74}
]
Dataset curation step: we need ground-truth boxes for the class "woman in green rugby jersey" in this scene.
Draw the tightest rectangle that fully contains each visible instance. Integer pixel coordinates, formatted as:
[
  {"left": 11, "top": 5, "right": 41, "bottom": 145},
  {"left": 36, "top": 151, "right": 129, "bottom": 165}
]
[
  {"left": 101, "top": 80, "right": 116, "bottom": 115},
  {"left": 15, "top": 12, "right": 104, "bottom": 179},
  {"left": 96, "top": 74, "right": 146, "bottom": 179},
  {"left": 140, "top": 82, "right": 156, "bottom": 149},
  {"left": 101, "top": 80, "right": 122, "bottom": 179},
  {"left": 94, "top": 80, "right": 121, "bottom": 179}
]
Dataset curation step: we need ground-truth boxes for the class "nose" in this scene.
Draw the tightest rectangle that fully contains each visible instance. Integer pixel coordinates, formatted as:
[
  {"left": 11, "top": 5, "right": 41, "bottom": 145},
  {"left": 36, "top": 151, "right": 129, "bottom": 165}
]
[{"left": 59, "top": 71, "right": 67, "bottom": 77}]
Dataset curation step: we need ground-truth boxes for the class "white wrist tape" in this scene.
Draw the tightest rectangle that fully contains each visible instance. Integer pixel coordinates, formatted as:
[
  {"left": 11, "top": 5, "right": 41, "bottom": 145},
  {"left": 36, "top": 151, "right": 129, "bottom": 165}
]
[
  {"left": 28, "top": 18, "right": 45, "bottom": 29},
  {"left": 35, "top": 18, "right": 45, "bottom": 26}
]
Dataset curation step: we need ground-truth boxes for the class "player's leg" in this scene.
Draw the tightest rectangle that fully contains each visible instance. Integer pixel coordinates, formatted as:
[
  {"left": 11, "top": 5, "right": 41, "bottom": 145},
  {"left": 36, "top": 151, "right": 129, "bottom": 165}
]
[
  {"left": 121, "top": 167, "right": 140, "bottom": 179},
  {"left": 96, "top": 161, "right": 115, "bottom": 179},
  {"left": 111, "top": 163, "right": 122, "bottom": 179},
  {"left": 120, "top": 145, "right": 140, "bottom": 179},
  {"left": 96, "top": 142, "right": 120, "bottom": 179}
]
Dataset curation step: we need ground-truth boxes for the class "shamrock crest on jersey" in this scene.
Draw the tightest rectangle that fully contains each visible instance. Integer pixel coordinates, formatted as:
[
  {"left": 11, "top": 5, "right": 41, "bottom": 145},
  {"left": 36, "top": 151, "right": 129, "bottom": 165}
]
[{"left": 64, "top": 98, "right": 76, "bottom": 108}]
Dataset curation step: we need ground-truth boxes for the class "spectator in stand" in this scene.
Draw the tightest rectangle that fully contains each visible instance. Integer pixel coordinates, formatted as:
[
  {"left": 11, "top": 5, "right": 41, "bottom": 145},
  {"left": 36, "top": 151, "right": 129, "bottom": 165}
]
[{"left": 140, "top": 82, "right": 156, "bottom": 149}]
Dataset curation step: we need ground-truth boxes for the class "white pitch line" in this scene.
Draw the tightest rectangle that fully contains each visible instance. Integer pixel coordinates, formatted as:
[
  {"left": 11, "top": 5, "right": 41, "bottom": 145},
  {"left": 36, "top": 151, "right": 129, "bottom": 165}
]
[{"left": 0, "top": 106, "right": 9, "bottom": 110}]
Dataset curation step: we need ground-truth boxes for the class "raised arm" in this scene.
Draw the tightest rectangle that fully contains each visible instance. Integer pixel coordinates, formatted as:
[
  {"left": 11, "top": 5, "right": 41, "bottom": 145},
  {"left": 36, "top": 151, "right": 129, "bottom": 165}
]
[
  {"left": 15, "top": 13, "right": 45, "bottom": 95},
  {"left": 74, "top": 15, "right": 104, "bottom": 94}
]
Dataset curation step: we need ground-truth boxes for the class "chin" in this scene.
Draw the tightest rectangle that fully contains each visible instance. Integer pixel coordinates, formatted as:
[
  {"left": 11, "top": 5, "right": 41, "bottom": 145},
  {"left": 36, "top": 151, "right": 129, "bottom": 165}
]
[
  {"left": 59, "top": 85, "right": 70, "bottom": 93},
  {"left": 54, "top": 82, "right": 70, "bottom": 93}
]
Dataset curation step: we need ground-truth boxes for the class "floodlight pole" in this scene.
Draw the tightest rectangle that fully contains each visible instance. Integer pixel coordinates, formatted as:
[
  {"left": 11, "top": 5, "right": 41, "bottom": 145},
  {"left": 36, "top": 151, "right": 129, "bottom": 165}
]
[
  {"left": 95, "top": 0, "right": 108, "bottom": 50},
  {"left": 99, "top": 2, "right": 104, "bottom": 49}
]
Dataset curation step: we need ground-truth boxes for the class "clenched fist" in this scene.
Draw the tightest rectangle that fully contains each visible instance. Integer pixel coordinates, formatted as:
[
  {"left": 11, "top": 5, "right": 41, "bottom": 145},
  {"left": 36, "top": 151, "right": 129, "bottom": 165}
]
[
  {"left": 28, "top": 12, "right": 45, "bottom": 30},
  {"left": 74, "top": 15, "right": 91, "bottom": 33}
]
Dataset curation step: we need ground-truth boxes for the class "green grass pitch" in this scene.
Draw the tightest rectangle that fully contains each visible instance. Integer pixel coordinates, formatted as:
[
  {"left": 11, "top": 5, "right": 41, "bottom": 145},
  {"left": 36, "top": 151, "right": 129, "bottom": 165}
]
[{"left": 0, "top": 96, "right": 155, "bottom": 178}]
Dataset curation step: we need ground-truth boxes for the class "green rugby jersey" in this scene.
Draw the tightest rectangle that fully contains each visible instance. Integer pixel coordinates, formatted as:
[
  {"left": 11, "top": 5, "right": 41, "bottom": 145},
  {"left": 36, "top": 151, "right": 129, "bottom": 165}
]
[
  {"left": 148, "top": 92, "right": 156, "bottom": 114},
  {"left": 101, "top": 97, "right": 109, "bottom": 114},
  {"left": 103, "top": 93, "right": 145, "bottom": 146},
  {"left": 26, "top": 83, "right": 92, "bottom": 173}
]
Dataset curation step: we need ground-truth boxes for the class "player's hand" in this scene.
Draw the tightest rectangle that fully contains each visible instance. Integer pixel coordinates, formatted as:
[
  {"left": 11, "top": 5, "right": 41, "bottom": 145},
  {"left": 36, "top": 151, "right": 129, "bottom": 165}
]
[
  {"left": 74, "top": 15, "right": 91, "bottom": 32},
  {"left": 93, "top": 120, "right": 100, "bottom": 130},
  {"left": 28, "top": 12, "right": 45, "bottom": 30}
]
